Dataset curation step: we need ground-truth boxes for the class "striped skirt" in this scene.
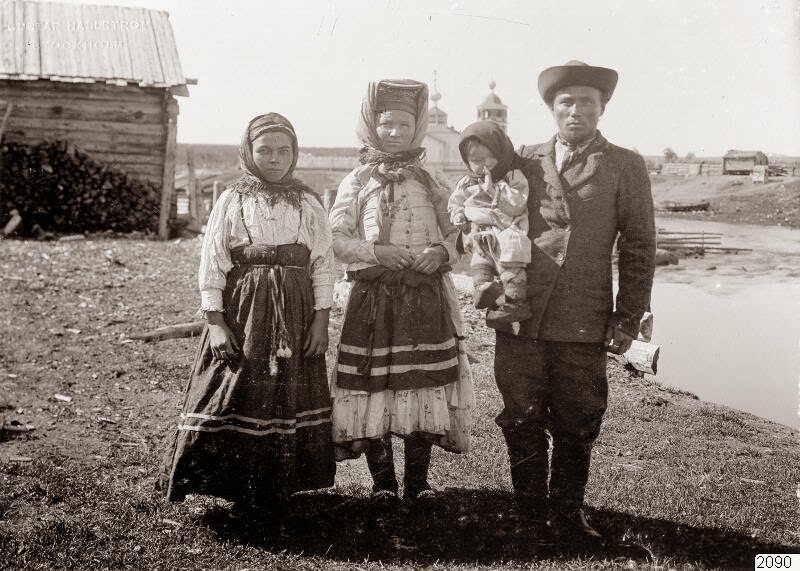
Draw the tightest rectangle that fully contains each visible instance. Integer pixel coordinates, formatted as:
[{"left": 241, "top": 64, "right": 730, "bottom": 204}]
[
  {"left": 331, "top": 266, "right": 474, "bottom": 459},
  {"left": 158, "top": 243, "right": 335, "bottom": 504}
]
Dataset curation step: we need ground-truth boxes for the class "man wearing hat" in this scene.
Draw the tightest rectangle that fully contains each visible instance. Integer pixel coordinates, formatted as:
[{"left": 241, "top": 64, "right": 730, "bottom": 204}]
[{"left": 493, "top": 61, "right": 656, "bottom": 545}]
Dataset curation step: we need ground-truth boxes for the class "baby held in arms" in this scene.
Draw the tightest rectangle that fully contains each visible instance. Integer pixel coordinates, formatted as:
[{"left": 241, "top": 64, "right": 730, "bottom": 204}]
[{"left": 448, "top": 120, "right": 532, "bottom": 328}]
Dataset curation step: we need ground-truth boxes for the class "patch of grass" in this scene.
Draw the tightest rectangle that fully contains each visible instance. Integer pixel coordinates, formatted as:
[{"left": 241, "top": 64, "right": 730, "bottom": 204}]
[{"left": 1, "top": 238, "right": 798, "bottom": 570}]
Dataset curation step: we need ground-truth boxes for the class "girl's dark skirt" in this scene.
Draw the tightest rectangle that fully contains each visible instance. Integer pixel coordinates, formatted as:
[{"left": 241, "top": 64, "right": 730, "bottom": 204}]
[{"left": 158, "top": 244, "right": 335, "bottom": 505}]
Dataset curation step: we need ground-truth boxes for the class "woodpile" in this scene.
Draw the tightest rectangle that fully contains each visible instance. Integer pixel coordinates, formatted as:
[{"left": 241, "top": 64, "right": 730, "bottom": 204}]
[{"left": 0, "top": 140, "right": 160, "bottom": 236}]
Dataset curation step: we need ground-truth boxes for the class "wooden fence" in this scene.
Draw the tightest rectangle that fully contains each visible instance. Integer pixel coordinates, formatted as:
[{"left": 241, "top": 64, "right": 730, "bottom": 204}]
[
  {"left": 661, "top": 162, "right": 723, "bottom": 176},
  {"left": 661, "top": 162, "right": 799, "bottom": 177},
  {"left": 657, "top": 230, "right": 749, "bottom": 254}
]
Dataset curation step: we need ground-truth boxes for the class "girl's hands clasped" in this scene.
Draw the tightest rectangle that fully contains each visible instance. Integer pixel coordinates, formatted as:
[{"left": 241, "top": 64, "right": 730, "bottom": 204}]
[
  {"left": 375, "top": 244, "right": 416, "bottom": 271},
  {"left": 410, "top": 245, "right": 447, "bottom": 275},
  {"left": 375, "top": 243, "right": 447, "bottom": 275}
]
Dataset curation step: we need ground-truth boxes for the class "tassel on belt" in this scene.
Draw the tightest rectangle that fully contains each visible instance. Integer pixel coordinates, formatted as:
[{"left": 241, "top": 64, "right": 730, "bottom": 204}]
[{"left": 233, "top": 263, "right": 305, "bottom": 376}]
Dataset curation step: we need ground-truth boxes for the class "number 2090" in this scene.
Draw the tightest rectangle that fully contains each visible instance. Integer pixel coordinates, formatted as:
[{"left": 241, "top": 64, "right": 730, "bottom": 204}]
[{"left": 756, "top": 555, "right": 796, "bottom": 569}]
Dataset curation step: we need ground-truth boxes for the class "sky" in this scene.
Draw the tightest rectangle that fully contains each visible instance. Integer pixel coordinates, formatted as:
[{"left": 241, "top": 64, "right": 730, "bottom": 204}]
[{"left": 56, "top": 0, "right": 800, "bottom": 156}]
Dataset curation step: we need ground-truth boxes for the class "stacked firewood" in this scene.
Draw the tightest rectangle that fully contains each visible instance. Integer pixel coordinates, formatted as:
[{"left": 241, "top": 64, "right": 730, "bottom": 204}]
[{"left": 0, "top": 140, "right": 160, "bottom": 236}]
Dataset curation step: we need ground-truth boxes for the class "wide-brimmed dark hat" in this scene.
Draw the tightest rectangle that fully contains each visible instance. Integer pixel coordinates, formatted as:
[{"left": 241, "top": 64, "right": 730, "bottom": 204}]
[{"left": 538, "top": 60, "right": 618, "bottom": 105}]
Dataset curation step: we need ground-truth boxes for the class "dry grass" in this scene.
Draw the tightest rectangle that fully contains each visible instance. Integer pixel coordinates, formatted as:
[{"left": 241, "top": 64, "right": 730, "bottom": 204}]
[{"left": 1, "top": 237, "right": 798, "bottom": 570}]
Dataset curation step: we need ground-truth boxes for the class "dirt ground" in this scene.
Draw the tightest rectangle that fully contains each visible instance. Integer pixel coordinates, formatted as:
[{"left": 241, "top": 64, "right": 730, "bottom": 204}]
[
  {"left": 651, "top": 174, "right": 800, "bottom": 228},
  {"left": 1, "top": 237, "right": 798, "bottom": 569}
]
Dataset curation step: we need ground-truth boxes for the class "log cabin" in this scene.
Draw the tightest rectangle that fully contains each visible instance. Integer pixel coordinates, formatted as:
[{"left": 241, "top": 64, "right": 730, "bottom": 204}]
[{"left": 0, "top": 0, "right": 193, "bottom": 238}]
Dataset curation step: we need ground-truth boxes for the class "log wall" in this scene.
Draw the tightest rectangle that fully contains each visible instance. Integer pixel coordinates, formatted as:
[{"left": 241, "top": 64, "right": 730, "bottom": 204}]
[{"left": 0, "top": 79, "right": 168, "bottom": 186}]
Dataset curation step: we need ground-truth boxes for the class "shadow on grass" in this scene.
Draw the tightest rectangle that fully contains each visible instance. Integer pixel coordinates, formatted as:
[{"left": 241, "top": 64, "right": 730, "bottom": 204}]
[{"left": 196, "top": 488, "right": 796, "bottom": 567}]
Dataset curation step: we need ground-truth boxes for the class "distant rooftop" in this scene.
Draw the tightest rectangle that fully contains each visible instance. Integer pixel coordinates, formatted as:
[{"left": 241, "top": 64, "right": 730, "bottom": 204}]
[{"left": 724, "top": 150, "right": 766, "bottom": 158}]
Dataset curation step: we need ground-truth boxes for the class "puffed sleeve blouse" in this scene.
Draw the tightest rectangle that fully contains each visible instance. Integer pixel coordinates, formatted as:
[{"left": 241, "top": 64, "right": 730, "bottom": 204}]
[
  {"left": 329, "top": 166, "right": 458, "bottom": 271},
  {"left": 198, "top": 189, "right": 335, "bottom": 312}
]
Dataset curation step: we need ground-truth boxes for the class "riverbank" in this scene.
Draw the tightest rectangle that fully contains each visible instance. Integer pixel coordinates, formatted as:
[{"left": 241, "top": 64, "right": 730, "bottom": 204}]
[
  {"left": 1, "top": 238, "right": 798, "bottom": 569},
  {"left": 651, "top": 174, "right": 800, "bottom": 228}
]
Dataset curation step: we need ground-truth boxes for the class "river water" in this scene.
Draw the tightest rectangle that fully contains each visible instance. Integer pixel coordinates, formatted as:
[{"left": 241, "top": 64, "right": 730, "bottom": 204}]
[{"left": 647, "top": 218, "right": 800, "bottom": 428}]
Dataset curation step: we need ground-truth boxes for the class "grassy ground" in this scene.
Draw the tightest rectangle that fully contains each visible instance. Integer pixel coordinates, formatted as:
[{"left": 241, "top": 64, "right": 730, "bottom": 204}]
[
  {"left": 651, "top": 175, "right": 800, "bottom": 228},
  {"left": 1, "top": 238, "right": 798, "bottom": 570}
]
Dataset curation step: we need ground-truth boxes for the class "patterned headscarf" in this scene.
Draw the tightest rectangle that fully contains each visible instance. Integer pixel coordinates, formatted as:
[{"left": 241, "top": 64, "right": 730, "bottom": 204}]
[
  {"left": 356, "top": 79, "right": 429, "bottom": 154},
  {"left": 355, "top": 79, "right": 451, "bottom": 244},
  {"left": 229, "top": 112, "right": 312, "bottom": 208}
]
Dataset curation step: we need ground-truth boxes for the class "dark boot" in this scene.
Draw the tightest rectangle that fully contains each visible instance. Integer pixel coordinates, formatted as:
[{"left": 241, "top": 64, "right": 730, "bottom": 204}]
[
  {"left": 366, "top": 437, "right": 398, "bottom": 497},
  {"left": 502, "top": 425, "right": 551, "bottom": 544},
  {"left": 403, "top": 436, "right": 433, "bottom": 501},
  {"left": 486, "top": 300, "right": 533, "bottom": 327},
  {"left": 473, "top": 280, "right": 503, "bottom": 309},
  {"left": 504, "top": 427, "right": 549, "bottom": 512},
  {"left": 549, "top": 438, "right": 603, "bottom": 545}
]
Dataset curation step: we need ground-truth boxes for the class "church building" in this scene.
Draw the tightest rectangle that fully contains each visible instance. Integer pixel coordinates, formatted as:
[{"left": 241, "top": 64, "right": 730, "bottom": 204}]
[{"left": 423, "top": 80, "right": 509, "bottom": 180}]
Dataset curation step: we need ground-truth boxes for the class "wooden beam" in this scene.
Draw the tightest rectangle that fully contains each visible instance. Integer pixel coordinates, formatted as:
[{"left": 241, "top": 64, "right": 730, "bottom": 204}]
[
  {"left": 212, "top": 180, "right": 221, "bottom": 206},
  {"left": 3, "top": 98, "right": 164, "bottom": 124},
  {"left": 0, "top": 100, "right": 13, "bottom": 142},
  {"left": 9, "top": 116, "right": 165, "bottom": 137},
  {"left": 0, "top": 79, "right": 164, "bottom": 101},
  {"left": 187, "top": 145, "right": 198, "bottom": 220},
  {"left": 129, "top": 320, "right": 205, "bottom": 342},
  {"left": 113, "top": 163, "right": 165, "bottom": 178},
  {"left": 3, "top": 130, "right": 165, "bottom": 150},
  {"left": 88, "top": 152, "right": 165, "bottom": 166},
  {"left": 158, "top": 94, "right": 178, "bottom": 240}
]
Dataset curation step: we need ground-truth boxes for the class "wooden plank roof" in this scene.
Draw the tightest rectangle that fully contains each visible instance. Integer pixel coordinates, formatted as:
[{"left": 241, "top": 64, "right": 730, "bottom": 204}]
[
  {"left": 0, "top": 0, "right": 188, "bottom": 91},
  {"left": 723, "top": 150, "right": 766, "bottom": 159}
]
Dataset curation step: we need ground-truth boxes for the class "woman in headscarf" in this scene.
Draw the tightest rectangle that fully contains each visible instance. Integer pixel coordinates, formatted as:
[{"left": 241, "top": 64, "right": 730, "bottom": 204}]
[
  {"left": 158, "top": 113, "right": 336, "bottom": 516},
  {"left": 329, "top": 80, "right": 474, "bottom": 503}
]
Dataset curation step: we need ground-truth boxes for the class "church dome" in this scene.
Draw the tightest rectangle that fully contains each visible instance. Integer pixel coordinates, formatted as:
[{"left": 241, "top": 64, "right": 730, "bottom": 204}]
[
  {"left": 477, "top": 81, "right": 508, "bottom": 131},
  {"left": 478, "top": 80, "right": 508, "bottom": 110}
]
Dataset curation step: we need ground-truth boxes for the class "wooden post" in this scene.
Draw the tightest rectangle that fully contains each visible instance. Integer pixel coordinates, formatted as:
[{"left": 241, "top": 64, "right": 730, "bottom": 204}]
[
  {"left": 158, "top": 95, "right": 179, "bottom": 240},
  {"left": 212, "top": 180, "right": 221, "bottom": 207},
  {"left": 0, "top": 101, "right": 14, "bottom": 142},
  {"left": 187, "top": 145, "right": 198, "bottom": 220}
]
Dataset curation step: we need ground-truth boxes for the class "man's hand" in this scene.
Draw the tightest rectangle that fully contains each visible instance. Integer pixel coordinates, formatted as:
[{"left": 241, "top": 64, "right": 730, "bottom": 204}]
[{"left": 604, "top": 325, "right": 635, "bottom": 355}]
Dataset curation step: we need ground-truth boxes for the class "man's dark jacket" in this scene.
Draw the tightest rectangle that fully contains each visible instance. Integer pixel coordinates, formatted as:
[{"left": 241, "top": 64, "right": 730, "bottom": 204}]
[{"left": 509, "top": 132, "right": 656, "bottom": 342}]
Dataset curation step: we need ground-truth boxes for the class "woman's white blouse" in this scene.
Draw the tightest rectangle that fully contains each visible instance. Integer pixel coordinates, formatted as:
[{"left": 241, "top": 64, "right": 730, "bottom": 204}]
[{"left": 199, "top": 189, "right": 335, "bottom": 312}]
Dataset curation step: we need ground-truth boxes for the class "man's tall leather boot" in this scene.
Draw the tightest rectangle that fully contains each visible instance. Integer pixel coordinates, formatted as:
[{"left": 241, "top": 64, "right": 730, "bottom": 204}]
[
  {"left": 503, "top": 425, "right": 550, "bottom": 539},
  {"left": 549, "top": 437, "right": 603, "bottom": 545},
  {"left": 366, "top": 437, "right": 399, "bottom": 498},
  {"left": 403, "top": 436, "right": 433, "bottom": 501}
]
